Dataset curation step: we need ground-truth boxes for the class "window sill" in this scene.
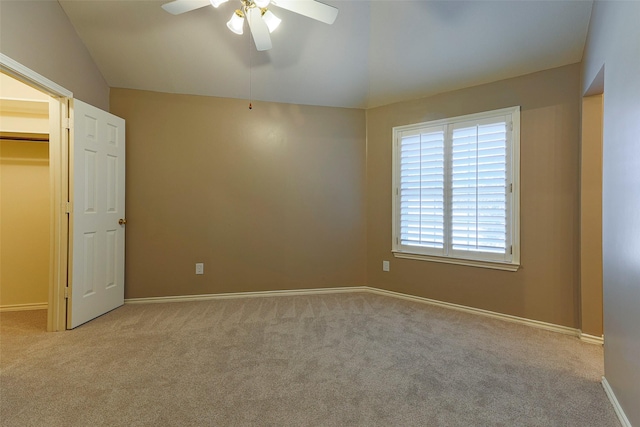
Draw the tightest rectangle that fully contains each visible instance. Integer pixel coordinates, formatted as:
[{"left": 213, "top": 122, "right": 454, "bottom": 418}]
[{"left": 392, "top": 251, "right": 520, "bottom": 272}]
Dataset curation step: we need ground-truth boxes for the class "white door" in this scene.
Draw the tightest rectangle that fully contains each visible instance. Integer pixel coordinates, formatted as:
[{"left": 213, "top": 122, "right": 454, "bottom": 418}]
[{"left": 68, "top": 99, "right": 125, "bottom": 329}]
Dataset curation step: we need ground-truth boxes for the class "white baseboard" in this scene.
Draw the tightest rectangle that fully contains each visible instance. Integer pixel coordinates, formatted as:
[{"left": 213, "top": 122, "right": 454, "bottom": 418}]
[
  {"left": 602, "top": 376, "right": 633, "bottom": 427},
  {"left": 125, "top": 286, "right": 367, "bottom": 304},
  {"left": 579, "top": 332, "right": 604, "bottom": 345},
  {"left": 126, "top": 286, "right": 602, "bottom": 344},
  {"left": 362, "top": 287, "right": 581, "bottom": 338},
  {"left": 0, "top": 303, "right": 48, "bottom": 312}
]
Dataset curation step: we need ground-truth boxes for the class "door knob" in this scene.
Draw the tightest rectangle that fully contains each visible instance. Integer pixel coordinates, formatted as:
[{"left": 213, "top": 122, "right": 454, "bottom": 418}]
[{"left": 119, "top": 218, "right": 127, "bottom": 225}]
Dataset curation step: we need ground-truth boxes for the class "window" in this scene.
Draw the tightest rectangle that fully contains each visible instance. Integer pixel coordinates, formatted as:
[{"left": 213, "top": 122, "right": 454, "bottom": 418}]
[{"left": 392, "top": 106, "right": 520, "bottom": 271}]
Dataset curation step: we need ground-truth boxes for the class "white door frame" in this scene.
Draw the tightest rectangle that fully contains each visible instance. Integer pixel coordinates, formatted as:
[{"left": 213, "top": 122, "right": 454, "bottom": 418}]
[{"left": 1, "top": 53, "right": 72, "bottom": 331}]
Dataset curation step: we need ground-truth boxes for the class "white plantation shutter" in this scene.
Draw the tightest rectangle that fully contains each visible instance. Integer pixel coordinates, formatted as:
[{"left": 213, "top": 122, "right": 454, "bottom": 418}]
[
  {"left": 450, "top": 117, "right": 509, "bottom": 258},
  {"left": 393, "top": 107, "right": 519, "bottom": 269},
  {"left": 399, "top": 127, "right": 445, "bottom": 255}
]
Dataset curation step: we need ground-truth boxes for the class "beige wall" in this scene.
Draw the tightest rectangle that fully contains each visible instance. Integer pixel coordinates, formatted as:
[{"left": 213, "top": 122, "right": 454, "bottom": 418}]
[
  {"left": 110, "top": 89, "right": 367, "bottom": 298},
  {"left": 0, "top": 1, "right": 109, "bottom": 110},
  {"left": 580, "top": 94, "right": 603, "bottom": 338},
  {"left": 366, "top": 64, "right": 581, "bottom": 328},
  {"left": 1, "top": 73, "right": 50, "bottom": 134},
  {"left": 582, "top": 2, "right": 640, "bottom": 425},
  {"left": 0, "top": 99, "right": 49, "bottom": 135},
  {"left": 0, "top": 140, "right": 50, "bottom": 307},
  {"left": 0, "top": 73, "right": 50, "bottom": 101}
]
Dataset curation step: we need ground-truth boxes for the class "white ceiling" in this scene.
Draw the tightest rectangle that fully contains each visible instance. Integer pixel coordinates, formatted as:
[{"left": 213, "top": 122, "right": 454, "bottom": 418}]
[{"left": 58, "top": 0, "right": 593, "bottom": 109}]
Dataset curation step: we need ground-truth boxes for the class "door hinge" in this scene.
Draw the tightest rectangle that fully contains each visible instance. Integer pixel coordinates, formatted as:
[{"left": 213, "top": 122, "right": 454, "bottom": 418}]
[
  {"left": 510, "top": 246, "right": 513, "bottom": 255},
  {"left": 64, "top": 287, "right": 69, "bottom": 299},
  {"left": 64, "top": 201, "right": 72, "bottom": 214},
  {"left": 64, "top": 118, "right": 73, "bottom": 129},
  {"left": 508, "top": 183, "right": 513, "bottom": 193},
  {"left": 509, "top": 122, "right": 513, "bottom": 131}
]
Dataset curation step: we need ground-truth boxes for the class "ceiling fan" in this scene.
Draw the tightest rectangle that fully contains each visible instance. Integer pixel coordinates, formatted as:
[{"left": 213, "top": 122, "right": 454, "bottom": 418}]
[{"left": 162, "top": 0, "right": 339, "bottom": 51}]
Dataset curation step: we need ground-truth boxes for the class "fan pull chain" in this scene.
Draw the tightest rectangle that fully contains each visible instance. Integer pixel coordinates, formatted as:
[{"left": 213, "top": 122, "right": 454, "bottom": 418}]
[{"left": 248, "top": 23, "right": 253, "bottom": 110}]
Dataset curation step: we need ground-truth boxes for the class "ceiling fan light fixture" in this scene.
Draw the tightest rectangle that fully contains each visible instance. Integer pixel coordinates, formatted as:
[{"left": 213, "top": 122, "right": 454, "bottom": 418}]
[
  {"left": 162, "top": 0, "right": 339, "bottom": 50},
  {"left": 254, "top": 0, "right": 270, "bottom": 8},
  {"left": 227, "top": 10, "right": 245, "bottom": 34},
  {"left": 262, "top": 10, "right": 281, "bottom": 33}
]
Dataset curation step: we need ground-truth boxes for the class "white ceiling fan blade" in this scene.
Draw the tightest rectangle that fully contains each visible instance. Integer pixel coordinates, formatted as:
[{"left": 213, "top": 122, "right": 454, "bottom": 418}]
[
  {"left": 161, "top": 0, "right": 211, "bottom": 15},
  {"left": 272, "top": 0, "right": 338, "bottom": 25},
  {"left": 247, "top": 8, "right": 273, "bottom": 51}
]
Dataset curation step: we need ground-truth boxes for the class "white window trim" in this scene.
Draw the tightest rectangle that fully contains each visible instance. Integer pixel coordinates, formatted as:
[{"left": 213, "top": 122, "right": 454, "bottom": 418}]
[{"left": 392, "top": 106, "right": 520, "bottom": 272}]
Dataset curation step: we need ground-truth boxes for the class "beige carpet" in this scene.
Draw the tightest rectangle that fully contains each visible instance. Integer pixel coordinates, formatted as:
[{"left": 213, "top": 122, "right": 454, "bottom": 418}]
[{"left": 0, "top": 292, "right": 619, "bottom": 426}]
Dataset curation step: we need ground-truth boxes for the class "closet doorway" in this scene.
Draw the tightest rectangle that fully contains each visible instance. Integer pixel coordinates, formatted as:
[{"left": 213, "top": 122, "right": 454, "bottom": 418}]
[
  {"left": 0, "top": 73, "right": 52, "bottom": 329},
  {"left": 1, "top": 55, "right": 70, "bottom": 332},
  {"left": 1, "top": 55, "right": 127, "bottom": 332}
]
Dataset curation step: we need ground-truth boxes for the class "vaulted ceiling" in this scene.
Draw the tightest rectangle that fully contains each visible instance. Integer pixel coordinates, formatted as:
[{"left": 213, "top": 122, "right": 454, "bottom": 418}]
[{"left": 58, "top": 0, "right": 593, "bottom": 109}]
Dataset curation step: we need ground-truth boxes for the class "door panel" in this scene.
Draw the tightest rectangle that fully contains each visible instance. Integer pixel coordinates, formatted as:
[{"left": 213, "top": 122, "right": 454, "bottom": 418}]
[{"left": 68, "top": 99, "right": 125, "bottom": 329}]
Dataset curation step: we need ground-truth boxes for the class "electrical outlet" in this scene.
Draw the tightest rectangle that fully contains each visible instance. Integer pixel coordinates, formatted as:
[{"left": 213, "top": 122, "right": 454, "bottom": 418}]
[
  {"left": 382, "top": 260, "right": 390, "bottom": 272},
  {"left": 195, "top": 263, "right": 204, "bottom": 275}
]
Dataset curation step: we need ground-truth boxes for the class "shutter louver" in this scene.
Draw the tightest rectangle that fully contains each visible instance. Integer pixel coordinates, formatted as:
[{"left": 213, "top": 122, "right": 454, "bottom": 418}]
[
  {"left": 399, "top": 129, "right": 445, "bottom": 251},
  {"left": 451, "top": 120, "right": 507, "bottom": 254}
]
